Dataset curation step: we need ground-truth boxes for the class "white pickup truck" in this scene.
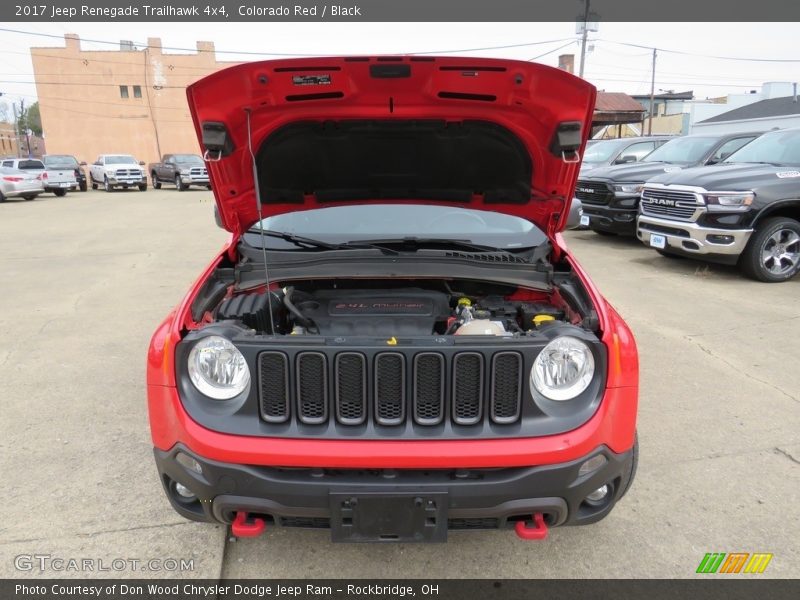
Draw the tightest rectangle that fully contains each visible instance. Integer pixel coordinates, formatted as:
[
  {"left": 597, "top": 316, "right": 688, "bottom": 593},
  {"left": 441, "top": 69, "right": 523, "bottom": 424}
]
[
  {"left": 0, "top": 157, "right": 77, "bottom": 196},
  {"left": 89, "top": 154, "right": 148, "bottom": 192}
]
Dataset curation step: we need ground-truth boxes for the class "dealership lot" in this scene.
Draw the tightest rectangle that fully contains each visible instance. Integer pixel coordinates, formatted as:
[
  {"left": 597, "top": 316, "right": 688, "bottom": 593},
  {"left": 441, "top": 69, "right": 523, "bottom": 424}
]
[{"left": 0, "top": 189, "right": 797, "bottom": 578}]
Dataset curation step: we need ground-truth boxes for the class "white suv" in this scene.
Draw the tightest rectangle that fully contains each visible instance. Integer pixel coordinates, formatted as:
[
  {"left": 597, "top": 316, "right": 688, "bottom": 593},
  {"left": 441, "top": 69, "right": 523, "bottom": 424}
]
[{"left": 89, "top": 154, "right": 147, "bottom": 192}]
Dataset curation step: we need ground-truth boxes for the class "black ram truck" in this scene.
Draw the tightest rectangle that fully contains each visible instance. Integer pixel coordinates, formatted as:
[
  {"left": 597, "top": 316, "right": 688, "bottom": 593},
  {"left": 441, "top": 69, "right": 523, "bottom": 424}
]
[
  {"left": 575, "top": 132, "right": 761, "bottom": 235},
  {"left": 637, "top": 127, "right": 800, "bottom": 282}
]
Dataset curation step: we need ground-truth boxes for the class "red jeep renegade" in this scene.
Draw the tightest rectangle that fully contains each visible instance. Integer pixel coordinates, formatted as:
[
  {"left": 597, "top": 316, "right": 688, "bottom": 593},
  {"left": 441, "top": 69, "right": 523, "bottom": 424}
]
[{"left": 146, "top": 56, "right": 639, "bottom": 543}]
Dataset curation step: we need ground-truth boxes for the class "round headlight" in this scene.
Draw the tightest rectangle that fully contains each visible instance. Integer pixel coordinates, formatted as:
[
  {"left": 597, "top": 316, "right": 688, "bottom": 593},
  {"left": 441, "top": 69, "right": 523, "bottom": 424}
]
[
  {"left": 531, "top": 336, "right": 595, "bottom": 401},
  {"left": 187, "top": 335, "right": 250, "bottom": 400}
]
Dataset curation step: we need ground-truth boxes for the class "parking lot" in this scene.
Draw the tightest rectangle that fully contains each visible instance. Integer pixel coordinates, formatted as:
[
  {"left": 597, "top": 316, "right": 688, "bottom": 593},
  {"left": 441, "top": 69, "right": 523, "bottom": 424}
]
[{"left": 1, "top": 188, "right": 798, "bottom": 579}]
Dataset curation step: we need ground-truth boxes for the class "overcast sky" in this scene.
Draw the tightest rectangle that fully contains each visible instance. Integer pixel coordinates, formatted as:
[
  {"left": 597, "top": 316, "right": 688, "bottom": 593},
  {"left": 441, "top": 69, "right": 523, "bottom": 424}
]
[{"left": 0, "top": 21, "right": 798, "bottom": 116}]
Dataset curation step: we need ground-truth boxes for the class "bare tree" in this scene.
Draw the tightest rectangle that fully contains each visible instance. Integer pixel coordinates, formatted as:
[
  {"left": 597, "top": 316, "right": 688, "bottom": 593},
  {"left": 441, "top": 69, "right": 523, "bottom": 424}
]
[{"left": 0, "top": 99, "right": 12, "bottom": 123}]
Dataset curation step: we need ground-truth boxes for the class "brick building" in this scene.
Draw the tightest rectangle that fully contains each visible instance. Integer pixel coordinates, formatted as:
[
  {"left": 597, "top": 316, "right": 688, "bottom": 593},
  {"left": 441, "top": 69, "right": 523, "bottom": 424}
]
[{"left": 31, "top": 34, "right": 239, "bottom": 166}]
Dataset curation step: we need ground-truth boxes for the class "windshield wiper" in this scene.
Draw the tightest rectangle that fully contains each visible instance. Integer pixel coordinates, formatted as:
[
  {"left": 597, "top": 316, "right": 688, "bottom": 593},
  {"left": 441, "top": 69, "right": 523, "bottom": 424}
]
[
  {"left": 345, "top": 236, "right": 519, "bottom": 253},
  {"left": 250, "top": 229, "right": 400, "bottom": 254}
]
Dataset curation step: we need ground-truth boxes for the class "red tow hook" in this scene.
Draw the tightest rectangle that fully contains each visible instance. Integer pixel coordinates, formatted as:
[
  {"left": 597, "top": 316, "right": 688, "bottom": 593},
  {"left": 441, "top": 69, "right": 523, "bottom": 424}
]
[
  {"left": 514, "top": 513, "right": 549, "bottom": 541},
  {"left": 231, "top": 511, "right": 266, "bottom": 538}
]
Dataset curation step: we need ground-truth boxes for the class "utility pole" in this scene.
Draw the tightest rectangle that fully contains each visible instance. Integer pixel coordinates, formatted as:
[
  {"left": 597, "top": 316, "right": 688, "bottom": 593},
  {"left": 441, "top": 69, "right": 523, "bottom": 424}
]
[
  {"left": 12, "top": 99, "right": 24, "bottom": 157},
  {"left": 648, "top": 48, "right": 657, "bottom": 135},
  {"left": 578, "top": 0, "right": 591, "bottom": 78}
]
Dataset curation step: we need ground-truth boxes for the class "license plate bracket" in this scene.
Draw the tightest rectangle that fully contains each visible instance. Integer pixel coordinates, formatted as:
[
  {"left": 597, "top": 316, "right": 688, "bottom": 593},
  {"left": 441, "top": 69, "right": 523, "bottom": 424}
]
[
  {"left": 330, "top": 491, "right": 448, "bottom": 543},
  {"left": 650, "top": 233, "right": 666, "bottom": 249}
]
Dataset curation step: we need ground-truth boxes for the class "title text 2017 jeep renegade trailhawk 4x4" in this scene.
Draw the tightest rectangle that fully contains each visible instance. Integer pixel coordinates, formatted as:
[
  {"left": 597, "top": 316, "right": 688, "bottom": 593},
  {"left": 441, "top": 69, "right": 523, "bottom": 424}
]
[{"left": 147, "top": 57, "right": 639, "bottom": 543}]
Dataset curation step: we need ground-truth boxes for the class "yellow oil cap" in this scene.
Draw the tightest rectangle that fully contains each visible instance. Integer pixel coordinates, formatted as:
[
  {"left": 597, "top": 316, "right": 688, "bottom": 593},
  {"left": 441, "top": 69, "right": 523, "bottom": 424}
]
[
  {"left": 457, "top": 297, "right": 472, "bottom": 307},
  {"left": 533, "top": 314, "right": 556, "bottom": 326}
]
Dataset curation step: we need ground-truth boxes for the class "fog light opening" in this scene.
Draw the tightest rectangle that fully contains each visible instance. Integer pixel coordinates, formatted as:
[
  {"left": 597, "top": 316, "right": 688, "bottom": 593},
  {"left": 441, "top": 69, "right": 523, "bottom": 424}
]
[
  {"left": 706, "top": 234, "right": 734, "bottom": 245},
  {"left": 584, "top": 484, "right": 611, "bottom": 507},
  {"left": 170, "top": 479, "right": 197, "bottom": 504}
]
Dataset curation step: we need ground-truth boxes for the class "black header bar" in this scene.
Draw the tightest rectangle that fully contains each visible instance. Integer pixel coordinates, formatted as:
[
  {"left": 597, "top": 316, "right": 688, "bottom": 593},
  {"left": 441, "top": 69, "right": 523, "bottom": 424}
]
[{"left": 2, "top": 0, "right": 800, "bottom": 22}]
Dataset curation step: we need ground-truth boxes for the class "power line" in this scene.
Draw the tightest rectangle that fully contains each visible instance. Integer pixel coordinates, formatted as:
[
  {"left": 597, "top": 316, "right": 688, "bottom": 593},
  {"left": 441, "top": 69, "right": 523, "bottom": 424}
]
[
  {"left": 595, "top": 39, "right": 800, "bottom": 63},
  {"left": 7, "top": 91, "right": 191, "bottom": 112},
  {"left": 586, "top": 76, "right": 764, "bottom": 88},
  {"left": 0, "top": 27, "right": 576, "bottom": 57},
  {"left": 35, "top": 102, "right": 189, "bottom": 122},
  {"left": 585, "top": 61, "right": 784, "bottom": 82},
  {"left": 528, "top": 41, "right": 576, "bottom": 62},
  {"left": 0, "top": 79, "right": 185, "bottom": 89},
  {"left": 0, "top": 48, "right": 235, "bottom": 71}
]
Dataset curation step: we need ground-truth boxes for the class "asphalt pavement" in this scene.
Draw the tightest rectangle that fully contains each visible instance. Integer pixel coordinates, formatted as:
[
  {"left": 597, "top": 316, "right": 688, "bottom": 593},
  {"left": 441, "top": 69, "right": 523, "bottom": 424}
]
[{"left": 0, "top": 188, "right": 797, "bottom": 579}]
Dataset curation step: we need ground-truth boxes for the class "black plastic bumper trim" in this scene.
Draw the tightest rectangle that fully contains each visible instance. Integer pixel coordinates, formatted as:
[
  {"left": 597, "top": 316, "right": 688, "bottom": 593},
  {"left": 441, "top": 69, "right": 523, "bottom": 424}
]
[{"left": 154, "top": 442, "right": 635, "bottom": 532}]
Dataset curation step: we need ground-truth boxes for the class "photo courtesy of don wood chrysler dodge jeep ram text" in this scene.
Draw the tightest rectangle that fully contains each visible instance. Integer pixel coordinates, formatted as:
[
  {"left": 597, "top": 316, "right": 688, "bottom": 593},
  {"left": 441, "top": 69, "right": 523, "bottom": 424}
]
[{"left": 146, "top": 57, "right": 639, "bottom": 543}]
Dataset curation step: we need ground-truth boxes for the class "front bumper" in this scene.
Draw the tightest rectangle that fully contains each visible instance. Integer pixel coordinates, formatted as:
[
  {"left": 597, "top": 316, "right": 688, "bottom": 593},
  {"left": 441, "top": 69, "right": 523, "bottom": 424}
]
[
  {"left": 637, "top": 214, "right": 752, "bottom": 262},
  {"left": 107, "top": 173, "right": 146, "bottom": 185},
  {"left": 582, "top": 203, "right": 638, "bottom": 235},
  {"left": 181, "top": 174, "right": 210, "bottom": 184},
  {"left": 155, "top": 442, "right": 635, "bottom": 535}
]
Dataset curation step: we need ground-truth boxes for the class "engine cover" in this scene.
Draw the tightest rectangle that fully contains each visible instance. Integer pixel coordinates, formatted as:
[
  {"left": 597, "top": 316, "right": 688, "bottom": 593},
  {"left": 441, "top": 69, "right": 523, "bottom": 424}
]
[{"left": 296, "top": 289, "right": 450, "bottom": 336}]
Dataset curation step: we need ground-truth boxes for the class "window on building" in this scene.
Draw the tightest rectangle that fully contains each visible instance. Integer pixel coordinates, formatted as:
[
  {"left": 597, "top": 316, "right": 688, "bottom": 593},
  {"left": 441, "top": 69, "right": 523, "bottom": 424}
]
[
  {"left": 133, "top": 85, "right": 142, "bottom": 98},
  {"left": 119, "top": 85, "right": 129, "bottom": 99}
]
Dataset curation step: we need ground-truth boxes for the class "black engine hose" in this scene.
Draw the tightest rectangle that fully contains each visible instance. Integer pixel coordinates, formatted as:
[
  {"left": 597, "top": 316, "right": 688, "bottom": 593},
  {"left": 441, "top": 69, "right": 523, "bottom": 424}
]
[{"left": 283, "top": 286, "right": 317, "bottom": 332}]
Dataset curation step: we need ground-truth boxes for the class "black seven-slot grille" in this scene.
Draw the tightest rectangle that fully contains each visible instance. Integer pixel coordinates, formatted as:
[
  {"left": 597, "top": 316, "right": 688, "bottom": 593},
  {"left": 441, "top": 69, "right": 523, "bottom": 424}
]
[{"left": 258, "top": 349, "right": 523, "bottom": 427}]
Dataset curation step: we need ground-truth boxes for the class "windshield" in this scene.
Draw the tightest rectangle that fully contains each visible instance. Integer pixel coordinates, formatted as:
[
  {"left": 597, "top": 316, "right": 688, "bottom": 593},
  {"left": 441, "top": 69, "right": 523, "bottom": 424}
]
[
  {"left": 16, "top": 160, "right": 44, "bottom": 170},
  {"left": 582, "top": 139, "right": 628, "bottom": 163},
  {"left": 0, "top": 167, "right": 27, "bottom": 176},
  {"left": 724, "top": 129, "right": 800, "bottom": 166},
  {"left": 173, "top": 154, "right": 204, "bottom": 164},
  {"left": 249, "top": 205, "right": 544, "bottom": 250},
  {"left": 644, "top": 136, "right": 718, "bottom": 164},
  {"left": 105, "top": 155, "right": 138, "bottom": 165},
  {"left": 44, "top": 155, "right": 78, "bottom": 168}
]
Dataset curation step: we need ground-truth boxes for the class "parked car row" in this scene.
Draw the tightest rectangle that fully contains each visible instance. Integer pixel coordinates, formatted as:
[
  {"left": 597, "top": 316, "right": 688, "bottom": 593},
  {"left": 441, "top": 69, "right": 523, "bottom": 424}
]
[
  {"left": 0, "top": 153, "right": 211, "bottom": 201},
  {"left": 0, "top": 156, "right": 81, "bottom": 200},
  {"left": 575, "top": 128, "right": 800, "bottom": 283}
]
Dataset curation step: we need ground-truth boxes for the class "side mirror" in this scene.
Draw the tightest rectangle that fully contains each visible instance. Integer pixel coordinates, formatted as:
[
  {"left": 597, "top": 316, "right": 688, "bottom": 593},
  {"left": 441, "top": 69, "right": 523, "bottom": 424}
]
[
  {"left": 566, "top": 199, "right": 583, "bottom": 230},
  {"left": 79, "top": 161, "right": 87, "bottom": 166},
  {"left": 138, "top": 161, "right": 146, "bottom": 166},
  {"left": 616, "top": 154, "right": 637, "bottom": 164}
]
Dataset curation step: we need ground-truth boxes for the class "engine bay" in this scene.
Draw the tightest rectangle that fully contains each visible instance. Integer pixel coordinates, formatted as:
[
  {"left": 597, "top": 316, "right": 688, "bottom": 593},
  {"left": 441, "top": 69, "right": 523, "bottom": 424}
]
[{"left": 211, "top": 279, "right": 581, "bottom": 338}]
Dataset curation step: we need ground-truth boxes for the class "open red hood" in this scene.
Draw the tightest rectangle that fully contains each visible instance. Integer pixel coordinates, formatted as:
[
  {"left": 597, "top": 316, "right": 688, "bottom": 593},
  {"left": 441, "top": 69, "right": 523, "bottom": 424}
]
[{"left": 186, "top": 56, "right": 596, "bottom": 239}]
